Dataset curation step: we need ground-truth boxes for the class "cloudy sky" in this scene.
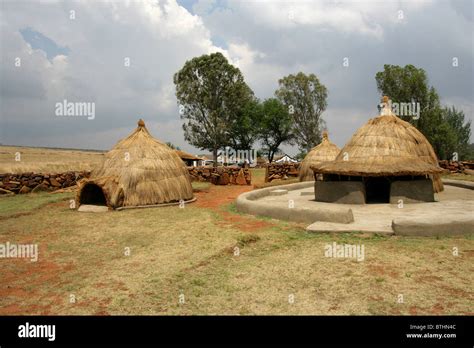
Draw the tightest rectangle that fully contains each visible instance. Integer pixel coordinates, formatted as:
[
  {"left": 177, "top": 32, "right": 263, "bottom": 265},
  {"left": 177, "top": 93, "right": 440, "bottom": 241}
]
[{"left": 1, "top": 0, "right": 472, "bottom": 155}]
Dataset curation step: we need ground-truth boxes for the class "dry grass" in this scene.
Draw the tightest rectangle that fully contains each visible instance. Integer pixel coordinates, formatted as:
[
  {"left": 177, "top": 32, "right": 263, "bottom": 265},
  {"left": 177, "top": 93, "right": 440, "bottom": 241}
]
[
  {"left": 444, "top": 173, "right": 474, "bottom": 182},
  {"left": 0, "top": 146, "right": 104, "bottom": 173},
  {"left": 0, "top": 189, "right": 472, "bottom": 315},
  {"left": 250, "top": 167, "right": 266, "bottom": 184}
]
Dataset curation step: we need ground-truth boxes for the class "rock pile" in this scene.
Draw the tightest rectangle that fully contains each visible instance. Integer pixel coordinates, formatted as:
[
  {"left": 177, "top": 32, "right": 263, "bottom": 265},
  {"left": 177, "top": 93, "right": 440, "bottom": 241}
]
[
  {"left": 265, "top": 163, "right": 300, "bottom": 182},
  {"left": 438, "top": 160, "right": 474, "bottom": 174},
  {"left": 187, "top": 166, "right": 251, "bottom": 185},
  {"left": 0, "top": 171, "right": 90, "bottom": 195}
]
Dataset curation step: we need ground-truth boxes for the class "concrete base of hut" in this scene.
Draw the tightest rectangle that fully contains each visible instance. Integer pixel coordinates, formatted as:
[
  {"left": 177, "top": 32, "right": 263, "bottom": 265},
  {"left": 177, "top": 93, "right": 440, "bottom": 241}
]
[
  {"left": 315, "top": 181, "right": 366, "bottom": 204},
  {"left": 235, "top": 181, "right": 474, "bottom": 236},
  {"left": 78, "top": 204, "right": 109, "bottom": 213},
  {"left": 389, "top": 179, "right": 435, "bottom": 204},
  {"left": 315, "top": 178, "right": 435, "bottom": 204}
]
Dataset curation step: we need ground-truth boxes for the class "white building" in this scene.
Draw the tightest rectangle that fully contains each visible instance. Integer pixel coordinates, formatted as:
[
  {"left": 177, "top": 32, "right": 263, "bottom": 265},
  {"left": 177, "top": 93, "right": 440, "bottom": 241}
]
[{"left": 274, "top": 154, "right": 298, "bottom": 164}]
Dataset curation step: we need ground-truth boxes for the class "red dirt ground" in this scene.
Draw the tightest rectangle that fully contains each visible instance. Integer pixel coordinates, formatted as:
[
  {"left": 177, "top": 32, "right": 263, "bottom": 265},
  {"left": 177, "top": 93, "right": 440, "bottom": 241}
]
[
  {"left": 193, "top": 184, "right": 274, "bottom": 232},
  {"left": 0, "top": 184, "right": 274, "bottom": 315},
  {"left": 193, "top": 184, "right": 252, "bottom": 209},
  {"left": 0, "top": 258, "right": 72, "bottom": 314}
]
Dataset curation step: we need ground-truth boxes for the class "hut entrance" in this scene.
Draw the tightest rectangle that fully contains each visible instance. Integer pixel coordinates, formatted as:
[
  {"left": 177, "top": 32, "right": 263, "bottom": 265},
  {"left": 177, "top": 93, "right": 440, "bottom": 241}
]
[
  {"left": 79, "top": 183, "right": 107, "bottom": 206},
  {"left": 365, "top": 177, "right": 390, "bottom": 203}
]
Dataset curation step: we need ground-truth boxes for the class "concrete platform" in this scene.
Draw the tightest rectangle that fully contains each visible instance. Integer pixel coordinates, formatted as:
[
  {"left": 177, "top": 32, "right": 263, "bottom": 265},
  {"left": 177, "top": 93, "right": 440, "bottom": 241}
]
[
  {"left": 78, "top": 204, "right": 109, "bottom": 212},
  {"left": 392, "top": 216, "right": 474, "bottom": 237},
  {"left": 236, "top": 182, "right": 354, "bottom": 224},
  {"left": 269, "top": 189, "right": 288, "bottom": 196},
  {"left": 236, "top": 181, "right": 474, "bottom": 236}
]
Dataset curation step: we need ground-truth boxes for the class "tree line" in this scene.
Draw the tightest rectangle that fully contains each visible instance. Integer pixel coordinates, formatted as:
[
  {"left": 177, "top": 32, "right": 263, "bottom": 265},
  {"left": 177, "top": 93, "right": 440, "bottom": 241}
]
[
  {"left": 174, "top": 53, "right": 472, "bottom": 165},
  {"left": 375, "top": 64, "right": 472, "bottom": 161}
]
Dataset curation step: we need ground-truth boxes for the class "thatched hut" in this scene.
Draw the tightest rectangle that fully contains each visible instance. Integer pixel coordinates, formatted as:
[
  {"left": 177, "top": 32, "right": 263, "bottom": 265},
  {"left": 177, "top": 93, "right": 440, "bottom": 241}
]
[
  {"left": 77, "top": 119, "right": 194, "bottom": 210},
  {"left": 175, "top": 150, "right": 202, "bottom": 167},
  {"left": 299, "top": 131, "right": 340, "bottom": 182},
  {"left": 311, "top": 97, "right": 443, "bottom": 204}
]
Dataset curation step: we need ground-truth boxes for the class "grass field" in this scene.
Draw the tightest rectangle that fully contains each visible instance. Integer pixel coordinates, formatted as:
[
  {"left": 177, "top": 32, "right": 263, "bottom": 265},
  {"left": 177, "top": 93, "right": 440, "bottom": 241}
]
[
  {"left": 442, "top": 173, "right": 474, "bottom": 182},
  {"left": 0, "top": 184, "right": 472, "bottom": 315},
  {"left": 0, "top": 147, "right": 473, "bottom": 315},
  {"left": 0, "top": 145, "right": 104, "bottom": 173}
]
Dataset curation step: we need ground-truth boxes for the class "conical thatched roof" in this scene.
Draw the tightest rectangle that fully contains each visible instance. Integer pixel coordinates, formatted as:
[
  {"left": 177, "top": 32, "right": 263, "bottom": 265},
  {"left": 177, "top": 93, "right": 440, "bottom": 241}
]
[
  {"left": 77, "top": 119, "right": 194, "bottom": 209},
  {"left": 311, "top": 98, "right": 443, "bottom": 189},
  {"left": 299, "top": 131, "right": 340, "bottom": 181}
]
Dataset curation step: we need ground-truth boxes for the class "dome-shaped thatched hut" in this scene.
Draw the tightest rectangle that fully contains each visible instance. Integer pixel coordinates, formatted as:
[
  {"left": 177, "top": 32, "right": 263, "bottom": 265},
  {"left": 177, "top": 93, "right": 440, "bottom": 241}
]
[
  {"left": 311, "top": 97, "right": 443, "bottom": 204},
  {"left": 77, "top": 119, "right": 194, "bottom": 210},
  {"left": 299, "top": 131, "right": 340, "bottom": 182}
]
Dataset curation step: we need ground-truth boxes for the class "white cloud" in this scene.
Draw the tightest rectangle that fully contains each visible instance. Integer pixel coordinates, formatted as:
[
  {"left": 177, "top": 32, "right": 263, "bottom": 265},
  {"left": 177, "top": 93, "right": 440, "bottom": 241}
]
[
  {"left": 1, "top": 0, "right": 471, "bottom": 154},
  {"left": 212, "top": 0, "right": 433, "bottom": 39},
  {"left": 1, "top": 0, "right": 228, "bottom": 149}
]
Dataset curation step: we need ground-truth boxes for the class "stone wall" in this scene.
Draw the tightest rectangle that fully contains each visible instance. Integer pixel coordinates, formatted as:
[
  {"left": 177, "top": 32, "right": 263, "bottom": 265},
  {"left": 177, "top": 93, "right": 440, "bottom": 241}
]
[
  {"left": 263, "top": 161, "right": 474, "bottom": 180},
  {"left": 265, "top": 163, "right": 300, "bottom": 182},
  {"left": 438, "top": 160, "right": 474, "bottom": 174},
  {"left": 0, "top": 166, "right": 252, "bottom": 195},
  {"left": 187, "top": 166, "right": 251, "bottom": 185},
  {"left": 0, "top": 171, "right": 90, "bottom": 195}
]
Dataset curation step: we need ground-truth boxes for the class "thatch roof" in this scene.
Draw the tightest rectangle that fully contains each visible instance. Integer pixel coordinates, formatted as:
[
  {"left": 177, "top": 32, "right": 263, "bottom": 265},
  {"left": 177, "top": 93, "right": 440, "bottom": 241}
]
[
  {"left": 311, "top": 98, "right": 443, "bottom": 183},
  {"left": 77, "top": 119, "right": 194, "bottom": 209},
  {"left": 299, "top": 131, "right": 340, "bottom": 181},
  {"left": 175, "top": 150, "right": 201, "bottom": 161}
]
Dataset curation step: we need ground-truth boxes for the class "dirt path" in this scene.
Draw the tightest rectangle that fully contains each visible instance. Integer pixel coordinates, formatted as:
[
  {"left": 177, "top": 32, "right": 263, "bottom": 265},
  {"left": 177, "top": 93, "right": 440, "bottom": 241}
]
[
  {"left": 193, "top": 184, "right": 252, "bottom": 209},
  {"left": 193, "top": 184, "right": 275, "bottom": 232}
]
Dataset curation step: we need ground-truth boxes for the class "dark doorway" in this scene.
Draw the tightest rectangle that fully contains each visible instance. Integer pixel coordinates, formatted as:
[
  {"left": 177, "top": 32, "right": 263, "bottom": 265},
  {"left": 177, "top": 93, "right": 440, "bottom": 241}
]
[
  {"left": 79, "top": 183, "right": 107, "bottom": 205},
  {"left": 365, "top": 177, "right": 390, "bottom": 203}
]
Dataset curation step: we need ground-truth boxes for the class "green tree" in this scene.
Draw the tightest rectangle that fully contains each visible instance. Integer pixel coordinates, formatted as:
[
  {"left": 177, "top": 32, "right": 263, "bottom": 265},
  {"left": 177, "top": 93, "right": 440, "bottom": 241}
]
[
  {"left": 426, "top": 108, "right": 457, "bottom": 160},
  {"left": 375, "top": 65, "right": 439, "bottom": 115},
  {"left": 258, "top": 98, "right": 294, "bottom": 163},
  {"left": 228, "top": 98, "right": 261, "bottom": 151},
  {"left": 375, "top": 64, "right": 442, "bottom": 147},
  {"left": 174, "top": 52, "right": 254, "bottom": 166},
  {"left": 442, "top": 106, "right": 472, "bottom": 160},
  {"left": 467, "top": 143, "right": 474, "bottom": 160},
  {"left": 375, "top": 64, "right": 472, "bottom": 159},
  {"left": 275, "top": 72, "right": 328, "bottom": 152}
]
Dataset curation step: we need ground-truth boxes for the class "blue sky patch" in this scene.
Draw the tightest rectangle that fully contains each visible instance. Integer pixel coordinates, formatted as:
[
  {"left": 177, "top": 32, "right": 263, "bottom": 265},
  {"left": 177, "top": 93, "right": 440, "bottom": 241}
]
[
  {"left": 176, "top": 0, "right": 199, "bottom": 14},
  {"left": 20, "top": 27, "right": 70, "bottom": 61}
]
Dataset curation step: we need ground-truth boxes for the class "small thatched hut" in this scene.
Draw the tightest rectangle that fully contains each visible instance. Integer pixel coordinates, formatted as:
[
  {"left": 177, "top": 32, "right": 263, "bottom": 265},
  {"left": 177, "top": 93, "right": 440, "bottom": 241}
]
[
  {"left": 311, "top": 97, "right": 443, "bottom": 204},
  {"left": 77, "top": 119, "right": 194, "bottom": 210},
  {"left": 299, "top": 131, "right": 340, "bottom": 181},
  {"left": 175, "top": 150, "right": 202, "bottom": 167}
]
